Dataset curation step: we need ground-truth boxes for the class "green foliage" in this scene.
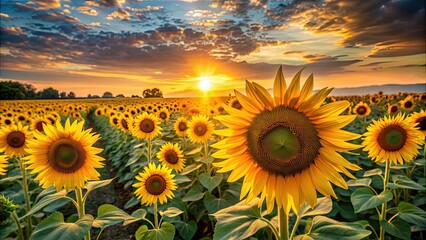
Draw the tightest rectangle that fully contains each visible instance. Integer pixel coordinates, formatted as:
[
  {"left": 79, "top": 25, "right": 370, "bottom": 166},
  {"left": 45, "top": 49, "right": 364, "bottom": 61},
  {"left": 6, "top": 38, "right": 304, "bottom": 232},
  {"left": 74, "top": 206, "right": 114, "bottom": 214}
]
[
  {"left": 0, "top": 81, "right": 36, "bottom": 100},
  {"left": 351, "top": 188, "right": 393, "bottom": 213},
  {"left": 135, "top": 222, "right": 175, "bottom": 240}
]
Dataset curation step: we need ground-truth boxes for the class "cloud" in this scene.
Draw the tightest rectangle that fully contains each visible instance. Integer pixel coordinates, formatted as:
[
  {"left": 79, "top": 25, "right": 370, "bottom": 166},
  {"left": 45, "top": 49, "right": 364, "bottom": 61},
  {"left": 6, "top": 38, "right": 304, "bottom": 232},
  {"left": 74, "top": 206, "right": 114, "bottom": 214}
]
[
  {"left": 303, "top": 54, "right": 339, "bottom": 62},
  {"left": 76, "top": 6, "right": 99, "bottom": 16},
  {"left": 33, "top": 0, "right": 61, "bottom": 10},
  {"left": 106, "top": 9, "right": 131, "bottom": 20},
  {"left": 89, "top": 22, "right": 102, "bottom": 27},
  {"left": 276, "top": 0, "right": 425, "bottom": 58},
  {"left": 0, "top": 13, "right": 9, "bottom": 19}
]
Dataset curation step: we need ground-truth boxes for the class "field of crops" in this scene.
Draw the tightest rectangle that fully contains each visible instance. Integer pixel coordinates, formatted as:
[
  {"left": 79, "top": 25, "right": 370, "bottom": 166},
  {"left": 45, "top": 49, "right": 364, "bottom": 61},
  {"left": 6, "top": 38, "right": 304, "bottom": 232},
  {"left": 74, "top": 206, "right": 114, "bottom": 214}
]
[{"left": 0, "top": 70, "right": 425, "bottom": 240}]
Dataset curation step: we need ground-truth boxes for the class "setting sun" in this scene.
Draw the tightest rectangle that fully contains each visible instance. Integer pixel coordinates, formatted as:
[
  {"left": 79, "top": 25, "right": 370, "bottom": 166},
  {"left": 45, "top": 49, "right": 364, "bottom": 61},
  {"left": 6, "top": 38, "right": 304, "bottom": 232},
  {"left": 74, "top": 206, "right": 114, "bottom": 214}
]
[{"left": 199, "top": 76, "right": 212, "bottom": 92}]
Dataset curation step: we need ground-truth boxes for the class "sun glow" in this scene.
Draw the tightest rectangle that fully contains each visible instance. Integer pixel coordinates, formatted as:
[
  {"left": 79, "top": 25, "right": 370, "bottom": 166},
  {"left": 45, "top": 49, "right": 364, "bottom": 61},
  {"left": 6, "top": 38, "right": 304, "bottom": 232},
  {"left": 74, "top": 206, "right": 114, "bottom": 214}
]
[{"left": 199, "top": 76, "right": 212, "bottom": 92}]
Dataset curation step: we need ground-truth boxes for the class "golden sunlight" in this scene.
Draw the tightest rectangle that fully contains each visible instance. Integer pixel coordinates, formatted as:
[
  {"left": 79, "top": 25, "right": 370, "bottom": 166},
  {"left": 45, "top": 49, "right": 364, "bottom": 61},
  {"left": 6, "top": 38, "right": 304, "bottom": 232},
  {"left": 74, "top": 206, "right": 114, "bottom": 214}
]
[{"left": 198, "top": 76, "right": 212, "bottom": 92}]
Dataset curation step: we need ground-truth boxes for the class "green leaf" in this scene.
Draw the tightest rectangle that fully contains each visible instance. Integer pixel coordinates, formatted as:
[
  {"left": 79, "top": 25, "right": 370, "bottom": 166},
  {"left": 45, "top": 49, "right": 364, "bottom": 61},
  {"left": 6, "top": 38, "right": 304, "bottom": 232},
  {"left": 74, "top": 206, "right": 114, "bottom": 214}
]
[
  {"left": 92, "top": 204, "right": 133, "bottom": 228},
  {"left": 31, "top": 212, "right": 93, "bottom": 240},
  {"left": 388, "top": 175, "right": 426, "bottom": 191},
  {"left": 297, "top": 197, "right": 332, "bottom": 218},
  {"left": 186, "top": 147, "right": 202, "bottom": 155},
  {"left": 21, "top": 189, "right": 68, "bottom": 219},
  {"left": 397, "top": 202, "right": 426, "bottom": 226},
  {"left": 176, "top": 220, "right": 197, "bottom": 240},
  {"left": 347, "top": 178, "right": 372, "bottom": 187},
  {"left": 204, "top": 192, "right": 232, "bottom": 214},
  {"left": 181, "top": 164, "right": 203, "bottom": 175},
  {"left": 351, "top": 188, "right": 393, "bottom": 213},
  {"left": 182, "top": 185, "right": 205, "bottom": 202},
  {"left": 135, "top": 222, "right": 176, "bottom": 240},
  {"left": 199, "top": 173, "right": 223, "bottom": 192},
  {"left": 123, "top": 208, "right": 147, "bottom": 226},
  {"left": 212, "top": 198, "right": 267, "bottom": 240},
  {"left": 84, "top": 178, "right": 114, "bottom": 192},
  {"left": 295, "top": 216, "right": 371, "bottom": 240},
  {"left": 380, "top": 220, "right": 411, "bottom": 240},
  {"left": 362, "top": 168, "right": 382, "bottom": 177},
  {"left": 159, "top": 207, "right": 184, "bottom": 218}
]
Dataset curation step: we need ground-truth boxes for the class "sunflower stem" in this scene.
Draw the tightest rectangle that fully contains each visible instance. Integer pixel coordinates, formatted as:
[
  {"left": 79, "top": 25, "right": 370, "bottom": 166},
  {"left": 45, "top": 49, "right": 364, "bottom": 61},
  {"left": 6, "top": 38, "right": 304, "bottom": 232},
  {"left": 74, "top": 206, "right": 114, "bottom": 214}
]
[
  {"left": 379, "top": 159, "right": 391, "bottom": 240},
  {"left": 19, "top": 158, "right": 32, "bottom": 238},
  {"left": 154, "top": 202, "right": 159, "bottom": 229},
  {"left": 289, "top": 216, "right": 301, "bottom": 240},
  {"left": 279, "top": 207, "right": 289, "bottom": 240},
  {"left": 75, "top": 187, "right": 90, "bottom": 240},
  {"left": 203, "top": 141, "right": 210, "bottom": 173},
  {"left": 147, "top": 138, "right": 152, "bottom": 164},
  {"left": 11, "top": 211, "right": 24, "bottom": 240}
]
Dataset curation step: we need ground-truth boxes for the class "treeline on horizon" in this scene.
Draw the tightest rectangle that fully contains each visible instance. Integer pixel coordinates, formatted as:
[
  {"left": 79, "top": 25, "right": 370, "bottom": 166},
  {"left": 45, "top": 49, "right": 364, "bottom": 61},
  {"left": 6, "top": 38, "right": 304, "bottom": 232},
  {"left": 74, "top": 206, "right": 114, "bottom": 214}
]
[{"left": 0, "top": 81, "right": 163, "bottom": 100}]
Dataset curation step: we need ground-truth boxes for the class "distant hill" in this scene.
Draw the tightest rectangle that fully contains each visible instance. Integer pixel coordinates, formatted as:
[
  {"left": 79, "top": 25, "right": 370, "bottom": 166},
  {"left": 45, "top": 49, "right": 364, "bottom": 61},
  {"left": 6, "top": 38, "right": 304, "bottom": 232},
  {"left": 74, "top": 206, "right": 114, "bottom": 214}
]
[{"left": 327, "top": 83, "right": 425, "bottom": 96}]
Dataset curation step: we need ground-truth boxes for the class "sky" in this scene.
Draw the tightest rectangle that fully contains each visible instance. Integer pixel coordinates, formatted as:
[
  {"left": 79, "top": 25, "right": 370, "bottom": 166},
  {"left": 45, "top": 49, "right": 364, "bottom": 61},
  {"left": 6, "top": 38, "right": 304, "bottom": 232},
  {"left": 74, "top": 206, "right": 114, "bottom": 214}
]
[{"left": 0, "top": 0, "right": 425, "bottom": 97}]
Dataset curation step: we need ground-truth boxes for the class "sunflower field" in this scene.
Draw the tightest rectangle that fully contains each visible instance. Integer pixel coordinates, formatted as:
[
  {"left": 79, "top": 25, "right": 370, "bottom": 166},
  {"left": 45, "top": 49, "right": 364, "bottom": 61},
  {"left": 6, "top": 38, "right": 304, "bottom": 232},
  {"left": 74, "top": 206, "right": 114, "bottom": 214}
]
[{"left": 0, "top": 67, "right": 425, "bottom": 240}]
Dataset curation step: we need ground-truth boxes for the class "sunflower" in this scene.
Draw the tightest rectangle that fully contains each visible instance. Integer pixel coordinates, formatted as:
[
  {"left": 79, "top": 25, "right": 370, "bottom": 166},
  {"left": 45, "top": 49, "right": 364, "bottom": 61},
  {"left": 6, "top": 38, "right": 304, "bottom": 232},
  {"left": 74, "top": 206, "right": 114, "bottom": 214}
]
[
  {"left": 157, "top": 143, "right": 185, "bottom": 172},
  {"left": 131, "top": 112, "right": 162, "bottom": 140},
  {"left": 187, "top": 115, "right": 214, "bottom": 144},
  {"left": 24, "top": 119, "right": 105, "bottom": 191},
  {"left": 363, "top": 114, "right": 423, "bottom": 165},
  {"left": 387, "top": 104, "right": 399, "bottom": 115},
  {"left": 174, "top": 117, "right": 188, "bottom": 137},
  {"left": 400, "top": 95, "right": 415, "bottom": 111},
  {"left": 409, "top": 110, "right": 426, "bottom": 139},
  {"left": 0, "top": 122, "right": 32, "bottom": 157},
  {"left": 212, "top": 66, "right": 361, "bottom": 214},
  {"left": 227, "top": 96, "right": 243, "bottom": 110},
  {"left": 133, "top": 163, "right": 177, "bottom": 206},
  {"left": 31, "top": 117, "right": 50, "bottom": 133},
  {"left": 118, "top": 115, "right": 132, "bottom": 133},
  {"left": 0, "top": 154, "right": 8, "bottom": 175},
  {"left": 353, "top": 101, "right": 371, "bottom": 118},
  {"left": 157, "top": 109, "right": 170, "bottom": 122},
  {"left": 109, "top": 115, "right": 120, "bottom": 127},
  {"left": 1, "top": 117, "right": 14, "bottom": 127}
]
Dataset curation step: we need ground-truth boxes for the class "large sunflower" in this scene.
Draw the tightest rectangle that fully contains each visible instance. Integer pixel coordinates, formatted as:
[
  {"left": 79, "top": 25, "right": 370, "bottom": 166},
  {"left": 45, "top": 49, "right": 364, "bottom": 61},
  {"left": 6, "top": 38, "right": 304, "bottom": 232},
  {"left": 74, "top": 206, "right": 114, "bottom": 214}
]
[
  {"left": 131, "top": 112, "right": 162, "bottom": 140},
  {"left": 0, "top": 122, "right": 32, "bottom": 157},
  {"left": 157, "top": 143, "right": 185, "bottom": 172},
  {"left": 133, "top": 163, "right": 177, "bottom": 206},
  {"left": 174, "top": 117, "right": 188, "bottom": 137},
  {"left": 409, "top": 110, "right": 426, "bottom": 139},
  {"left": 353, "top": 101, "right": 371, "bottom": 118},
  {"left": 24, "top": 119, "right": 105, "bottom": 191},
  {"left": 363, "top": 114, "right": 423, "bottom": 165},
  {"left": 187, "top": 115, "right": 214, "bottom": 144},
  {"left": 0, "top": 154, "right": 8, "bottom": 175},
  {"left": 212, "top": 67, "right": 361, "bottom": 213}
]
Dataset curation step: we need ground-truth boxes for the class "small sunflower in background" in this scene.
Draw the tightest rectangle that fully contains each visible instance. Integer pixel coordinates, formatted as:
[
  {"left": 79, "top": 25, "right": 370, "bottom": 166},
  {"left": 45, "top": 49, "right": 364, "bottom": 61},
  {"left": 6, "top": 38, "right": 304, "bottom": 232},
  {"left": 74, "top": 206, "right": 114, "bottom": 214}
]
[
  {"left": 400, "top": 95, "right": 415, "bottom": 111},
  {"left": 409, "top": 109, "right": 426, "bottom": 139},
  {"left": 0, "top": 122, "right": 32, "bottom": 157},
  {"left": 118, "top": 115, "right": 132, "bottom": 133},
  {"left": 131, "top": 112, "right": 162, "bottom": 140},
  {"left": 24, "top": 119, "right": 105, "bottom": 191},
  {"left": 31, "top": 117, "right": 50, "bottom": 133},
  {"left": 133, "top": 163, "right": 177, "bottom": 206},
  {"left": 1, "top": 117, "right": 14, "bottom": 127},
  {"left": 187, "top": 115, "right": 214, "bottom": 144},
  {"left": 387, "top": 104, "right": 399, "bottom": 115},
  {"left": 353, "top": 101, "right": 371, "bottom": 118},
  {"left": 109, "top": 115, "right": 120, "bottom": 127},
  {"left": 174, "top": 117, "right": 188, "bottom": 137},
  {"left": 157, "top": 109, "right": 170, "bottom": 122},
  {"left": 0, "top": 154, "right": 8, "bottom": 175},
  {"left": 213, "top": 66, "right": 361, "bottom": 214},
  {"left": 363, "top": 113, "right": 423, "bottom": 165},
  {"left": 157, "top": 142, "right": 185, "bottom": 172},
  {"left": 227, "top": 96, "right": 242, "bottom": 110}
]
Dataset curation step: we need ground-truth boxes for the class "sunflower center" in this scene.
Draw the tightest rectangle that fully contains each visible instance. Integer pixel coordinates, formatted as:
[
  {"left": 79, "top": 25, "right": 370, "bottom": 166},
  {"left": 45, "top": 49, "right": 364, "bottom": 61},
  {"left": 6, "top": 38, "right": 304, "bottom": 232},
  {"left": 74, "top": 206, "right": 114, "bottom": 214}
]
[
  {"left": 160, "top": 112, "right": 167, "bottom": 119},
  {"left": 416, "top": 117, "right": 426, "bottom": 131},
  {"left": 247, "top": 106, "right": 320, "bottom": 176},
  {"left": 121, "top": 119, "right": 128, "bottom": 130},
  {"left": 145, "top": 174, "right": 166, "bottom": 195},
  {"left": 36, "top": 121, "right": 45, "bottom": 132},
  {"left": 6, "top": 131, "right": 26, "bottom": 148},
  {"left": 139, "top": 119, "right": 155, "bottom": 133},
  {"left": 48, "top": 139, "right": 86, "bottom": 173},
  {"left": 232, "top": 100, "right": 242, "bottom": 110},
  {"left": 178, "top": 122, "right": 188, "bottom": 131},
  {"left": 377, "top": 125, "right": 407, "bottom": 151},
  {"left": 5, "top": 119, "right": 11, "bottom": 125},
  {"left": 390, "top": 106, "right": 398, "bottom": 113},
  {"left": 194, "top": 123, "right": 207, "bottom": 136},
  {"left": 404, "top": 101, "right": 413, "bottom": 108},
  {"left": 357, "top": 106, "right": 366, "bottom": 114},
  {"left": 164, "top": 150, "right": 178, "bottom": 164}
]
